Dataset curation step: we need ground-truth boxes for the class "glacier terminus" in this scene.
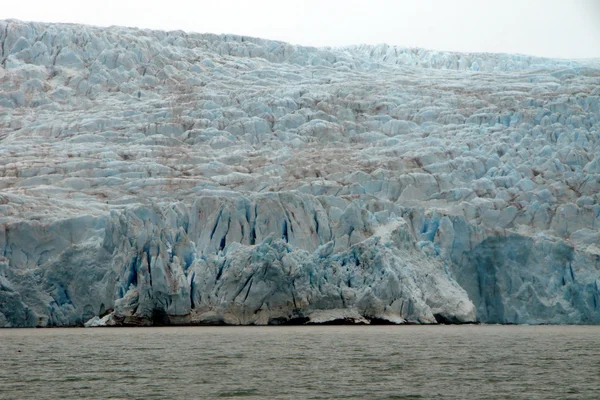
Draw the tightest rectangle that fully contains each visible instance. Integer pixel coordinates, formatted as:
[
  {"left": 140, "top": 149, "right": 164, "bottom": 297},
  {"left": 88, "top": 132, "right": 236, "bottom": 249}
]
[{"left": 0, "top": 20, "right": 599, "bottom": 327}]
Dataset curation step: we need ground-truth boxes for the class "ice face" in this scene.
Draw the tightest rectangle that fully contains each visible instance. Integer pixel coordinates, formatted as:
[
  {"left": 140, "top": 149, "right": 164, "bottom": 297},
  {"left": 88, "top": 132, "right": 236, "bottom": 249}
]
[{"left": 0, "top": 20, "right": 598, "bottom": 327}]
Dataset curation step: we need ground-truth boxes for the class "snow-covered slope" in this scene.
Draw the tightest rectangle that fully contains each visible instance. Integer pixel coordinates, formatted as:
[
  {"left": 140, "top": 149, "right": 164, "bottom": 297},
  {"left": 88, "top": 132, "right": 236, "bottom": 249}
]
[{"left": 1, "top": 20, "right": 599, "bottom": 327}]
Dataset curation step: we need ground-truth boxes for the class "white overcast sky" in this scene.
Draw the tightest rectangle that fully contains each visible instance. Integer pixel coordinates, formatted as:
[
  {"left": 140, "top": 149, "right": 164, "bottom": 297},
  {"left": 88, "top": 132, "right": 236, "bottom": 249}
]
[{"left": 2, "top": 0, "right": 600, "bottom": 59}]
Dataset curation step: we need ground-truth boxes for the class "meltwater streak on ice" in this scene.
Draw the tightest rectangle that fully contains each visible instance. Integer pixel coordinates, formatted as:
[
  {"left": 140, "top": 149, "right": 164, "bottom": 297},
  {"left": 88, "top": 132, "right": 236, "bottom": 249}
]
[{"left": 1, "top": 326, "right": 600, "bottom": 399}]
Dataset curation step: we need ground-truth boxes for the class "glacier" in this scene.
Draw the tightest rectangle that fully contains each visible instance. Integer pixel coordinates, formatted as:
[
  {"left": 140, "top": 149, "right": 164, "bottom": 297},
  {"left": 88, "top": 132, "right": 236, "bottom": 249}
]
[{"left": 0, "top": 20, "right": 599, "bottom": 327}]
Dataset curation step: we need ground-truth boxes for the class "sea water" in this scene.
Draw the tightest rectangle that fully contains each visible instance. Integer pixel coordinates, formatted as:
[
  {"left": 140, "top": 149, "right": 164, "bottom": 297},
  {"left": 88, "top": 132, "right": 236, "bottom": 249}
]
[{"left": 1, "top": 325, "right": 599, "bottom": 399}]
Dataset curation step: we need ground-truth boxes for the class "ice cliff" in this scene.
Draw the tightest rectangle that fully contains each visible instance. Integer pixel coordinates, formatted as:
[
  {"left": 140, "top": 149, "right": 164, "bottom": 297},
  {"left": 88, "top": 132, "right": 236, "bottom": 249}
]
[{"left": 0, "top": 20, "right": 599, "bottom": 327}]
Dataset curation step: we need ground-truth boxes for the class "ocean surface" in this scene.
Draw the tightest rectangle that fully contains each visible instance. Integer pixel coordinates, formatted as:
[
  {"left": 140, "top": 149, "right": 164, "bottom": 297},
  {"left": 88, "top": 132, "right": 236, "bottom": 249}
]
[{"left": 1, "top": 325, "right": 599, "bottom": 399}]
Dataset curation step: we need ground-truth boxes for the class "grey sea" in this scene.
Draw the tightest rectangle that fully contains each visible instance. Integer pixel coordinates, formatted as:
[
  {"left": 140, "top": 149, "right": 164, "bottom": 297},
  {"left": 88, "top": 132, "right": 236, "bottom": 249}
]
[{"left": 1, "top": 325, "right": 599, "bottom": 399}]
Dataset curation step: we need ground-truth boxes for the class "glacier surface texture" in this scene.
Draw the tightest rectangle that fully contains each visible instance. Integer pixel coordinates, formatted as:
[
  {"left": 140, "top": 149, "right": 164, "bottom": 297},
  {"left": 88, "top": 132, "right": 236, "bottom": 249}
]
[{"left": 0, "top": 20, "right": 599, "bottom": 327}]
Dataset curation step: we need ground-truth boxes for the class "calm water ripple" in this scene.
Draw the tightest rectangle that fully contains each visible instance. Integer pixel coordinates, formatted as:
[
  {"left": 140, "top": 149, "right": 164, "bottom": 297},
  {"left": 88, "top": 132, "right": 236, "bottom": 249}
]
[{"left": 1, "top": 325, "right": 599, "bottom": 399}]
